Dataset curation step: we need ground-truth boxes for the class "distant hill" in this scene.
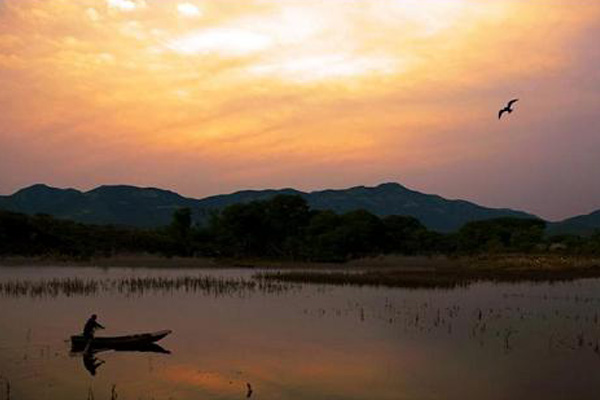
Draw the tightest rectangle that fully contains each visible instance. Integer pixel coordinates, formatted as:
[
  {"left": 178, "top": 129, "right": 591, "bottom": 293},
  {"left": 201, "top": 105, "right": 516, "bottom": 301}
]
[
  {"left": 199, "top": 183, "right": 538, "bottom": 232},
  {"left": 0, "top": 184, "right": 198, "bottom": 228},
  {"left": 0, "top": 182, "right": 538, "bottom": 232},
  {"left": 547, "top": 210, "right": 600, "bottom": 236}
]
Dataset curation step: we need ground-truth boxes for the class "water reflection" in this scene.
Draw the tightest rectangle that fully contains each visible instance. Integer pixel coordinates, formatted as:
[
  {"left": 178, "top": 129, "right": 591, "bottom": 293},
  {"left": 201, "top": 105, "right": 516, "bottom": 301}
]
[
  {"left": 82, "top": 352, "right": 104, "bottom": 376},
  {"left": 75, "top": 344, "right": 171, "bottom": 377},
  {"left": 2, "top": 267, "right": 600, "bottom": 399}
]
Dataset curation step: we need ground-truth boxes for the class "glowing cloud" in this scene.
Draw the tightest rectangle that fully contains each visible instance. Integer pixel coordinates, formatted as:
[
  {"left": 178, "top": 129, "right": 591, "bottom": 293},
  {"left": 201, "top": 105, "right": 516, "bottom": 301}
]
[
  {"left": 86, "top": 8, "right": 101, "bottom": 22},
  {"left": 251, "top": 53, "right": 399, "bottom": 82},
  {"left": 256, "top": 6, "right": 324, "bottom": 45},
  {"left": 177, "top": 3, "right": 202, "bottom": 18},
  {"left": 107, "top": 0, "right": 144, "bottom": 12},
  {"left": 373, "top": 0, "right": 469, "bottom": 35},
  {"left": 168, "top": 28, "right": 273, "bottom": 56}
]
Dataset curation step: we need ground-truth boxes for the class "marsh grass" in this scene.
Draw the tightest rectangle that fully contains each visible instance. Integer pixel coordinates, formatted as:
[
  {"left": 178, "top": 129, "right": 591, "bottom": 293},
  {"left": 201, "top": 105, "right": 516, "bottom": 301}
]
[
  {"left": 457, "top": 254, "right": 600, "bottom": 271},
  {"left": 257, "top": 270, "right": 469, "bottom": 289},
  {"left": 2, "top": 254, "right": 600, "bottom": 295},
  {"left": 258, "top": 255, "right": 600, "bottom": 289},
  {"left": 0, "top": 275, "right": 295, "bottom": 298}
]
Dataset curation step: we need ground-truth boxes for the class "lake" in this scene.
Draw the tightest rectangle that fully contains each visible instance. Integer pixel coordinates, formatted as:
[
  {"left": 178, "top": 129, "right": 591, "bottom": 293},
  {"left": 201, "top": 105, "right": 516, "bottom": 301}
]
[{"left": 1, "top": 266, "right": 599, "bottom": 400}]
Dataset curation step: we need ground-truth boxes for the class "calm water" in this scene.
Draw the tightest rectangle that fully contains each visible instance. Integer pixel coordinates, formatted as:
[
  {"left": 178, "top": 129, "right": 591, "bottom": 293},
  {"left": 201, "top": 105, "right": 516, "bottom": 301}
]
[{"left": 1, "top": 266, "right": 600, "bottom": 400}]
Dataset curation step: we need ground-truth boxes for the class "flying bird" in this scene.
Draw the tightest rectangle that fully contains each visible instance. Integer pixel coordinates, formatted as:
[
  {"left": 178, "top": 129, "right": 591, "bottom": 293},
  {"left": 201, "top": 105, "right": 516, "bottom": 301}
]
[
  {"left": 246, "top": 383, "right": 253, "bottom": 398},
  {"left": 498, "top": 98, "right": 519, "bottom": 120}
]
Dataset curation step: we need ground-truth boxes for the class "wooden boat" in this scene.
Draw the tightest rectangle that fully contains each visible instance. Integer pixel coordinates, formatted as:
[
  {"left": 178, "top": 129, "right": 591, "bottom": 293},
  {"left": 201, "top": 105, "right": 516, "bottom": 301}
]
[{"left": 71, "top": 330, "right": 172, "bottom": 352}]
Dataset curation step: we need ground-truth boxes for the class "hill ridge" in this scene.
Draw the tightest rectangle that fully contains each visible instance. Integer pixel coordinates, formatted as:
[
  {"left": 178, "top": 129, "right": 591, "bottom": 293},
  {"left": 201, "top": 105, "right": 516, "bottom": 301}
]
[{"left": 0, "top": 182, "right": 548, "bottom": 232}]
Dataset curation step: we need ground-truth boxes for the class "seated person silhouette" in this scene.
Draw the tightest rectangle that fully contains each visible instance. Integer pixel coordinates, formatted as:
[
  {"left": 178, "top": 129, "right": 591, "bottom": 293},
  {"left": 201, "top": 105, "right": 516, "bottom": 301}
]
[{"left": 83, "top": 314, "right": 105, "bottom": 353}]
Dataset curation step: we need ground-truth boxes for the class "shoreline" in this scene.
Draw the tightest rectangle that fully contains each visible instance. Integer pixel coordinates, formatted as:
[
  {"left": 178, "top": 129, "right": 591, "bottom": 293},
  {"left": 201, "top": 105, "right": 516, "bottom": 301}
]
[
  {"left": 0, "top": 254, "right": 453, "bottom": 269},
  {"left": 2, "top": 254, "right": 600, "bottom": 288}
]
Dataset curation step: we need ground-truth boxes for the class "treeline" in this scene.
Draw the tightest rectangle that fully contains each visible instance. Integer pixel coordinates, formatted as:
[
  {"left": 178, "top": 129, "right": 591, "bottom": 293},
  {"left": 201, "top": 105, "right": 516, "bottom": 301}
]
[
  {"left": 1, "top": 195, "right": 599, "bottom": 261},
  {"left": 0, "top": 211, "right": 182, "bottom": 259}
]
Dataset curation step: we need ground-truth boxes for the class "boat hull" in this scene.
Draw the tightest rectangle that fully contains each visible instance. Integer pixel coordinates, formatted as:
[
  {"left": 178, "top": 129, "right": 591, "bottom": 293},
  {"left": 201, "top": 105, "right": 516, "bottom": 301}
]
[{"left": 71, "top": 330, "right": 172, "bottom": 352}]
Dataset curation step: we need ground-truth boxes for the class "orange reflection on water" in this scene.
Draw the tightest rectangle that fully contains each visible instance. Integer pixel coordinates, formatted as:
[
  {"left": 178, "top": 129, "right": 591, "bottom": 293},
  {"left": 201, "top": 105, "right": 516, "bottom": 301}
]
[
  {"left": 164, "top": 365, "right": 245, "bottom": 396},
  {"left": 161, "top": 339, "right": 429, "bottom": 400}
]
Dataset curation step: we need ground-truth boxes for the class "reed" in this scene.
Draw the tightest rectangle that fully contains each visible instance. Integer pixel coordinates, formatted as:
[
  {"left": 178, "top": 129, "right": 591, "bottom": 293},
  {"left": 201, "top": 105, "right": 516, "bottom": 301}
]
[
  {"left": 0, "top": 275, "right": 296, "bottom": 299},
  {"left": 257, "top": 261, "right": 600, "bottom": 290}
]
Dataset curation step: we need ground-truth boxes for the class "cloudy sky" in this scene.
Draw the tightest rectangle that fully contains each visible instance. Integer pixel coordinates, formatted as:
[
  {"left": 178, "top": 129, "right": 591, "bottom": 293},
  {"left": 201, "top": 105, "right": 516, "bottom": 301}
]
[{"left": 1, "top": 0, "right": 599, "bottom": 220}]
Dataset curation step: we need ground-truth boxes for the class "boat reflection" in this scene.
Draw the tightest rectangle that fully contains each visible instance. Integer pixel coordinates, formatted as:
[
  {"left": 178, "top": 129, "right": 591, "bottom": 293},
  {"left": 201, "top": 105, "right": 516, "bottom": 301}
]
[
  {"left": 72, "top": 343, "right": 171, "bottom": 376},
  {"left": 82, "top": 351, "right": 105, "bottom": 376}
]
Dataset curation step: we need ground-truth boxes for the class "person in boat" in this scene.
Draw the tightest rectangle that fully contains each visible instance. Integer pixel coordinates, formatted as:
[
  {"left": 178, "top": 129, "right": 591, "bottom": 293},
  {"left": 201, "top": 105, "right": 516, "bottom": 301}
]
[{"left": 83, "top": 314, "right": 105, "bottom": 340}]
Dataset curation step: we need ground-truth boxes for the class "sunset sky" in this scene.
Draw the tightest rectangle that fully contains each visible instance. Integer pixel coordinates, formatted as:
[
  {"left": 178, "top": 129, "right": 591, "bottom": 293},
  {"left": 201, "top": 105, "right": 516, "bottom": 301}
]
[{"left": 1, "top": 0, "right": 599, "bottom": 220}]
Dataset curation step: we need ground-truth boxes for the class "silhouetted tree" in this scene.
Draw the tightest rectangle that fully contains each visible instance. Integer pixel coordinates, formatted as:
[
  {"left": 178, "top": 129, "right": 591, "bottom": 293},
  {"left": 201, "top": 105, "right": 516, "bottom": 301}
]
[
  {"left": 169, "top": 207, "right": 193, "bottom": 256},
  {"left": 457, "top": 218, "right": 546, "bottom": 253},
  {"left": 382, "top": 215, "right": 427, "bottom": 254}
]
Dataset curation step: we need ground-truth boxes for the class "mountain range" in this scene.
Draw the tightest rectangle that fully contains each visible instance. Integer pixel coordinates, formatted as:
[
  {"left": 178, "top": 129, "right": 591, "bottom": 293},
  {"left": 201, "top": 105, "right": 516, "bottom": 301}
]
[{"left": 0, "top": 183, "right": 598, "bottom": 234}]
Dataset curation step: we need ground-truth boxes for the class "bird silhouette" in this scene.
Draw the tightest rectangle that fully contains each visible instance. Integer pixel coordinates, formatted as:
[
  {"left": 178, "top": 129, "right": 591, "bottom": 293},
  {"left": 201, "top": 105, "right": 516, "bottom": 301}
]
[
  {"left": 498, "top": 98, "right": 519, "bottom": 119},
  {"left": 246, "top": 382, "right": 253, "bottom": 398}
]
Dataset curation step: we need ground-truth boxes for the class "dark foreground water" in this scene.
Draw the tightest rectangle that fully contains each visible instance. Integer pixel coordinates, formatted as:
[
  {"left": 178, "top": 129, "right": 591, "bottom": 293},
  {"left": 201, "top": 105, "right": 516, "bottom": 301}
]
[{"left": 1, "top": 266, "right": 600, "bottom": 400}]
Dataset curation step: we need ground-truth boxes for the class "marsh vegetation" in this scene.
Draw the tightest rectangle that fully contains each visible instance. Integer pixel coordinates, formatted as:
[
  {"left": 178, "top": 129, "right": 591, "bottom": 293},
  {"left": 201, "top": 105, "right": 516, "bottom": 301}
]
[
  {"left": 258, "top": 254, "right": 600, "bottom": 289},
  {"left": 0, "top": 274, "right": 295, "bottom": 299}
]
